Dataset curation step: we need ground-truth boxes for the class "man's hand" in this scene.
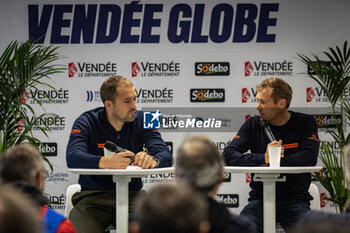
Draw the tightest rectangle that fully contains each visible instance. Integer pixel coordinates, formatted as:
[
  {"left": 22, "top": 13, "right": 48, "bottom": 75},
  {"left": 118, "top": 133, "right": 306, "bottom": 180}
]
[
  {"left": 99, "top": 151, "right": 135, "bottom": 169},
  {"left": 133, "top": 152, "right": 157, "bottom": 169},
  {"left": 264, "top": 140, "right": 284, "bottom": 164}
]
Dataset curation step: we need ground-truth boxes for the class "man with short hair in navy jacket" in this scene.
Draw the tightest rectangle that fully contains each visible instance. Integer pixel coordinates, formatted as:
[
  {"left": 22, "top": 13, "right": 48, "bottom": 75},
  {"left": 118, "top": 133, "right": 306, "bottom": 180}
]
[
  {"left": 66, "top": 75, "right": 172, "bottom": 233},
  {"left": 223, "top": 78, "right": 319, "bottom": 233}
]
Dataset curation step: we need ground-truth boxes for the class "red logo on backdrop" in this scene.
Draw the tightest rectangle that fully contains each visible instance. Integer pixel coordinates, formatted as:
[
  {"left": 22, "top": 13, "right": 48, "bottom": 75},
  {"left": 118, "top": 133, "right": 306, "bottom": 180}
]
[
  {"left": 242, "top": 88, "right": 251, "bottom": 103},
  {"left": 68, "top": 62, "right": 78, "bottom": 78},
  {"left": 320, "top": 192, "right": 329, "bottom": 208},
  {"left": 306, "top": 87, "right": 316, "bottom": 103},
  {"left": 21, "top": 91, "right": 29, "bottom": 104},
  {"left": 131, "top": 62, "right": 141, "bottom": 77},
  {"left": 245, "top": 114, "right": 251, "bottom": 121},
  {"left": 245, "top": 61, "right": 254, "bottom": 77},
  {"left": 246, "top": 173, "right": 251, "bottom": 183}
]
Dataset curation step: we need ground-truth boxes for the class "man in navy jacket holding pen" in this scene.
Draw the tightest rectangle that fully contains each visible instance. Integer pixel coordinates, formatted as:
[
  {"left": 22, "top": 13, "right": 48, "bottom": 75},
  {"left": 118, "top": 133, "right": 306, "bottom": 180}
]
[
  {"left": 223, "top": 78, "right": 319, "bottom": 233},
  {"left": 66, "top": 75, "right": 172, "bottom": 233}
]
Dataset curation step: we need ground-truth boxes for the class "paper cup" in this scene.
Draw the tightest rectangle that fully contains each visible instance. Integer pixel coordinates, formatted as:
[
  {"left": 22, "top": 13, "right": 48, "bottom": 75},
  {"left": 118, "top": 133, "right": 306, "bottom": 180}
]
[{"left": 268, "top": 146, "right": 281, "bottom": 168}]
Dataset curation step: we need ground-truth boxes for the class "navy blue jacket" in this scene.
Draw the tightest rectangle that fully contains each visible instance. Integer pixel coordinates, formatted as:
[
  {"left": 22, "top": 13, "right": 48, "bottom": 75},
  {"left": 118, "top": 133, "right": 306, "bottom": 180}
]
[
  {"left": 223, "top": 111, "right": 319, "bottom": 202},
  {"left": 66, "top": 107, "right": 172, "bottom": 191},
  {"left": 207, "top": 196, "right": 257, "bottom": 233}
]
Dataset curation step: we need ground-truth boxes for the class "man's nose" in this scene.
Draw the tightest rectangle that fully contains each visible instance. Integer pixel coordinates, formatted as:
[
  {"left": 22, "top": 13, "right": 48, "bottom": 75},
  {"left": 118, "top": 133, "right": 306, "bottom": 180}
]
[
  {"left": 131, "top": 99, "right": 137, "bottom": 109},
  {"left": 256, "top": 102, "right": 261, "bottom": 110}
]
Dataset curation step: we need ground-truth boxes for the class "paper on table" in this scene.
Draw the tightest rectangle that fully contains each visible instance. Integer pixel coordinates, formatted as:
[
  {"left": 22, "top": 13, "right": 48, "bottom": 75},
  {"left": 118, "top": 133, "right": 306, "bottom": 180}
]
[{"left": 126, "top": 165, "right": 142, "bottom": 170}]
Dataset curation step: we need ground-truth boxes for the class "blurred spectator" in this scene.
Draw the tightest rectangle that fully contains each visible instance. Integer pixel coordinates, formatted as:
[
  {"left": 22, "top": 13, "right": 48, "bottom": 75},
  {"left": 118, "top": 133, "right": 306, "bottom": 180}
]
[
  {"left": 0, "top": 183, "right": 40, "bottom": 233},
  {"left": 129, "top": 183, "right": 210, "bottom": 233},
  {"left": 0, "top": 143, "right": 77, "bottom": 233},
  {"left": 175, "top": 134, "right": 257, "bottom": 233}
]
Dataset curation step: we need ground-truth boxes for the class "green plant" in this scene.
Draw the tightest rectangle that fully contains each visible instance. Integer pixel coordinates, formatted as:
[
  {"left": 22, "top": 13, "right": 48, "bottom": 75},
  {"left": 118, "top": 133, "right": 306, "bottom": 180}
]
[
  {"left": 298, "top": 41, "right": 350, "bottom": 212},
  {"left": 313, "top": 143, "right": 349, "bottom": 212},
  {"left": 0, "top": 39, "right": 65, "bottom": 167}
]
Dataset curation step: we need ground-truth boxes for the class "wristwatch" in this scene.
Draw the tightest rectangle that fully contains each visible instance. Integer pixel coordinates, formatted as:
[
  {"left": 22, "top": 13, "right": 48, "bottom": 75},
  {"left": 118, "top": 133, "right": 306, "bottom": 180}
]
[{"left": 150, "top": 156, "right": 160, "bottom": 168}]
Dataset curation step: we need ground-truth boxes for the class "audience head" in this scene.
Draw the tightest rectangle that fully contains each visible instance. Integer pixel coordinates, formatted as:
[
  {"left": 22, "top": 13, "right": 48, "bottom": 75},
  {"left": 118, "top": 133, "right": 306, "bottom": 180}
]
[
  {"left": 175, "top": 134, "right": 224, "bottom": 193},
  {"left": 130, "top": 183, "right": 210, "bottom": 233},
  {"left": 0, "top": 143, "right": 46, "bottom": 191},
  {"left": 0, "top": 183, "right": 40, "bottom": 233}
]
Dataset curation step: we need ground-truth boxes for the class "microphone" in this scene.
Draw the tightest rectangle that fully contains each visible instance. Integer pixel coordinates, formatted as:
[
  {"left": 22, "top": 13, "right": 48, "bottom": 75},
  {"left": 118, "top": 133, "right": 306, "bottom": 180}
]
[
  {"left": 104, "top": 140, "right": 126, "bottom": 153},
  {"left": 104, "top": 141, "right": 134, "bottom": 163},
  {"left": 260, "top": 119, "right": 276, "bottom": 142}
]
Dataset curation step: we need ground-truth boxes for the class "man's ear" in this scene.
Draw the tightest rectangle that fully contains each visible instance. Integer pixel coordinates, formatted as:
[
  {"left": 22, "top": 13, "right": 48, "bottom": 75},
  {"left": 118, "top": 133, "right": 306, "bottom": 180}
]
[
  {"left": 218, "top": 169, "right": 225, "bottom": 184},
  {"left": 198, "top": 221, "right": 210, "bottom": 233},
  {"left": 105, "top": 100, "right": 112, "bottom": 111},
  {"left": 279, "top": 98, "right": 287, "bottom": 108},
  {"left": 34, "top": 171, "right": 45, "bottom": 191},
  {"left": 129, "top": 221, "right": 140, "bottom": 233}
]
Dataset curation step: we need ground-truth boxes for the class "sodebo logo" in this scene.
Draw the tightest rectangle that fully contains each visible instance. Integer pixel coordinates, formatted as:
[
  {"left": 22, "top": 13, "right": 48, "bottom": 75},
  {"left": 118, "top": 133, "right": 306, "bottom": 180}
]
[
  {"left": 218, "top": 194, "right": 239, "bottom": 208},
  {"left": 195, "top": 62, "right": 230, "bottom": 76},
  {"left": 190, "top": 89, "right": 225, "bottom": 102},
  {"left": 38, "top": 143, "right": 57, "bottom": 156}
]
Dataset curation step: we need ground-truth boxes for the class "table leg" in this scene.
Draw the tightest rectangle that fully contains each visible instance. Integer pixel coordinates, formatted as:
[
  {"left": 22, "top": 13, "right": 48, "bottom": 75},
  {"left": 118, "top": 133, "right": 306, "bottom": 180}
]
[
  {"left": 113, "top": 176, "right": 131, "bottom": 233},
  {"left": 254, "top": 173, "right": 285, "bottom": 233}
]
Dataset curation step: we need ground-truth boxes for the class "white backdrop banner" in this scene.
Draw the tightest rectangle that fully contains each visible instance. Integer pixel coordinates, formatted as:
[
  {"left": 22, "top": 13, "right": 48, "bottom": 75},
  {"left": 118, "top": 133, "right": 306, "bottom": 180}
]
[{"left": 1, "top": 0, "right": 350, "bottom": 214}]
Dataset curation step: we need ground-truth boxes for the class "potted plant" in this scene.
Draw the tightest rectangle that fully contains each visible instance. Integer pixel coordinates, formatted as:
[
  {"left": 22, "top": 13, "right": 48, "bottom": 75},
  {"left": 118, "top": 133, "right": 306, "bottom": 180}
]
[
  {"left": 298, "top": 41, "right": 350, "bottom": 212},
  {"left": 0, "top": 39, "right": 65, "bottom": 168}
]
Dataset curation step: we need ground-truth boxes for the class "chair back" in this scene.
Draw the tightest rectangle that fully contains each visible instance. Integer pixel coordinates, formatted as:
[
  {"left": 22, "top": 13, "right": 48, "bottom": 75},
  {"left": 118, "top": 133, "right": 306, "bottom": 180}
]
[
  {"left": 64, "top": 184, "right": 81, "bottom": 217},
  {"left": 309, "top": 183, "right": 320, "bottom": 210}
]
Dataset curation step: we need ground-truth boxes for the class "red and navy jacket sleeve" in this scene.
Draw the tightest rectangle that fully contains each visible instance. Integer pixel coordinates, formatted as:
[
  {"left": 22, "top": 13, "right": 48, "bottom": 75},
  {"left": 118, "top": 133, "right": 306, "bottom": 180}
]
[{"left": 223, "top": 116, "right": 266, "bottom": 166}]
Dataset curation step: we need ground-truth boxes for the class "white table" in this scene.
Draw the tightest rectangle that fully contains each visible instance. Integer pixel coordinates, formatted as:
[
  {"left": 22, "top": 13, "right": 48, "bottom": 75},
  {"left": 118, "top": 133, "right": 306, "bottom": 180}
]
[
  {"left": 69, "top": 167, "right": 174, "bottom": 233},
  {"left": 224, "top": 166, "right": 322, "bottom": 233},
  {"left": 70, "top": 166, "right": 322, "bottom": 233}
]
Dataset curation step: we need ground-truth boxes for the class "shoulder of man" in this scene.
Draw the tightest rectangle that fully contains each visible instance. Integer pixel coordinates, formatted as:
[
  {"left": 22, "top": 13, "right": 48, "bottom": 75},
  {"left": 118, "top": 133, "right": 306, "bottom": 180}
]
[
  {"left": 45, "top": 208, "right": 77, "bottom": 233},
  {"left": 74, "top": 107, "right": 105, "bottom": 123},
  {"left": 41, "top": 206, "right": 68, "bottom": 233},
  {"left": 56, "top": 219, "right": 77, "bottom": 233},
  {"left": 291, "top": 111, "right": 314, "bottom": 121},
  {"left": 241, "top": 115, "right": 261, "bottom": 129}
]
